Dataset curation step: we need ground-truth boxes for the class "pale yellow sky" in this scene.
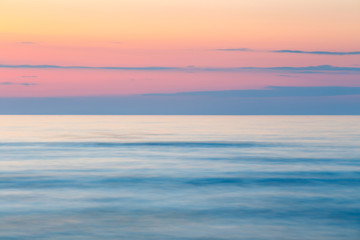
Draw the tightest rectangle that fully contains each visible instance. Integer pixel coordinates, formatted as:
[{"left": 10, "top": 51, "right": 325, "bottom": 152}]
[{"left": 1, "top": 0, "right": 359, "bottom": 49}]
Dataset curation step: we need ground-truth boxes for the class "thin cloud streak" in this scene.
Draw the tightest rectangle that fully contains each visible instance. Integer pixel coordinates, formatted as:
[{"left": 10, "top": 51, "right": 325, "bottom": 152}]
[
  {"left": 0, "top": 64, "right": 359, "bottom": 73},
  {"left": 273, "top": 50, "right": 360, "bottom": 55},
  {"left": 0, "top": 64, "right": 179, "bottom": 71},
  {"left": 215, "top": 48, "right": 254, "bottom": 52},
  {"left": 18, "top": 42, "right": 35, "bottom": 44},
  {"left": 0, "top": 82, "right": 37, "bottom": 86},
  {"left": 216, "top": 48, "right": 360, "bottom": 55}
]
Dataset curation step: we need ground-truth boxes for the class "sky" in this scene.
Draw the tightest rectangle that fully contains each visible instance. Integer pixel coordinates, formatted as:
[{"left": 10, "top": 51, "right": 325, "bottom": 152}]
[{"left": 1, "top": 0, "right": 360, "bottom": 114}]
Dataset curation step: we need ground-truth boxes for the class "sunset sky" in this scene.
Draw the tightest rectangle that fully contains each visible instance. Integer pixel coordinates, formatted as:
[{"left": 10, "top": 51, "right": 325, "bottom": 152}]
[{"left": 1, "top": 0, "right": 360, "bottom": 114}]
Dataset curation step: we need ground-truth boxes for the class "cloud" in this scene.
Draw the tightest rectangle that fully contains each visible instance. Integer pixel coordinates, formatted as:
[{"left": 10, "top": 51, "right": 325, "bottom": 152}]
[
  {"left": 215, "top": 48, "right": 254, "bottom": 52},
  {"left": 0, "top": 82, "right": 14, "bottom": 85},
  {"left": 21, "top": 76, "right": 38, "bottom": 78},
  {"left": 145, "top": 86, "right": 360, "bottom": 97},
  {"left": 197, "top": 65, "right": 360, "bottom": 73},
  {"left": 273, "top": 50, "right": 360, "bottom": 55},
  {"left": 277, "top": 74, "right": 299, "bottom": 78},
  {"left": 215, "top": 48, "right": 360, "bottom": 55},
  {"left": 0, "top": 82, "right": 37, "bottom": 86},
  {"left": 20, "top": 82, "right": 37, "bottom": 86},
  {"left": 0, "top": 64, "right": 359, "bottom": 73},
  {"left": 0, "top": 64, "right": 179, "bottom": 71},
  {"left": 19, "top": 42, "right": 35, "bottom": 44}
]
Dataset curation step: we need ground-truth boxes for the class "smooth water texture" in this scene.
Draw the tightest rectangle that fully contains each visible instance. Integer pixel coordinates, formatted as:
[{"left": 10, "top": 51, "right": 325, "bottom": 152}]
[{"left": 0, "top": 116, "right": 359, "bottom": 240}]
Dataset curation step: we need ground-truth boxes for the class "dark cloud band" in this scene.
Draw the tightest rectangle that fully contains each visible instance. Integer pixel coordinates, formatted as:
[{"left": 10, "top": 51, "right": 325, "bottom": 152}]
[
  {"left": 145, "top": 86, "right": 360, "bottom": 98},
  {"left": 1, "top": 86, "right": 359, "bottom": 114}
]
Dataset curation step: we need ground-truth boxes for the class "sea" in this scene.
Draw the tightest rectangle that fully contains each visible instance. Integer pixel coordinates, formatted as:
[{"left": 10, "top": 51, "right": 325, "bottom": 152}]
[{"left": 0, "top": 115, "right": 359, "bottom": 240}]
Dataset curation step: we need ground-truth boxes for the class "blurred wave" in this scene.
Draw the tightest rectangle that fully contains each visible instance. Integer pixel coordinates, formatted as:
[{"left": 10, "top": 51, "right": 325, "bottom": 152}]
[
  {"left": 0, "top": 141, "right": 281, "bottom": 148},
  {"left": 1, "top": 116, "right": 360, "bottom": 240}
]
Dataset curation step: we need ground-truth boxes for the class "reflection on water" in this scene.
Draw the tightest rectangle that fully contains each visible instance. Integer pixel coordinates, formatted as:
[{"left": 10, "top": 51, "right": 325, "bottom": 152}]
[{"left": 0, "top": 116, "right": 359, "bottom": 239}]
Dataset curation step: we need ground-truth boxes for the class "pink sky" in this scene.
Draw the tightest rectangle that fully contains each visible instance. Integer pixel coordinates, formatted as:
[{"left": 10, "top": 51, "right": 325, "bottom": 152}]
[{"left": 1, "top": 0, "right": 360, "bottom": 97}]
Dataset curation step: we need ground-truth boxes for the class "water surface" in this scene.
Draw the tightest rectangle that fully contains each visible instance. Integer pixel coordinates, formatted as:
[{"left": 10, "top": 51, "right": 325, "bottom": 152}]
[{"left": 1, "top": 116, "right": 359, "bottom": 239}]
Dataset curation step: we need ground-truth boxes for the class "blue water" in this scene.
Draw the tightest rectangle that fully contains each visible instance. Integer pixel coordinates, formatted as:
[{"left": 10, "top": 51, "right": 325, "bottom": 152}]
[{"left": 0, "top": 116, "right": 359, "bottom": 240}]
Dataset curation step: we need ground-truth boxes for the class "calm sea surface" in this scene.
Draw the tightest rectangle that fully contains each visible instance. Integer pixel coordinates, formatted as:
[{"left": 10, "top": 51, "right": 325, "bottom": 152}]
[{"left": 0, "top": 116, "right": 359, "bottom": 240}]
